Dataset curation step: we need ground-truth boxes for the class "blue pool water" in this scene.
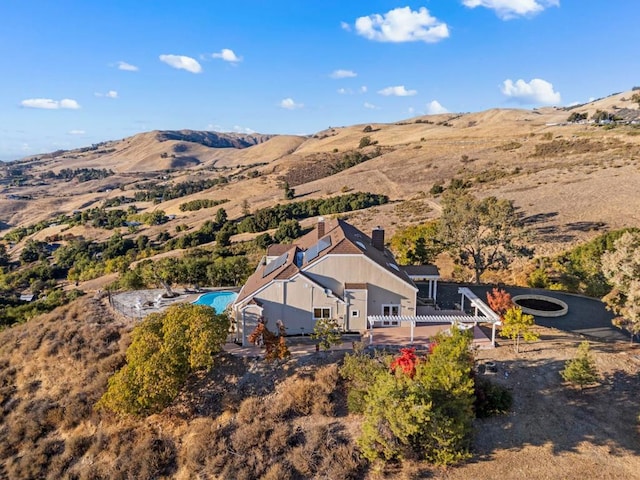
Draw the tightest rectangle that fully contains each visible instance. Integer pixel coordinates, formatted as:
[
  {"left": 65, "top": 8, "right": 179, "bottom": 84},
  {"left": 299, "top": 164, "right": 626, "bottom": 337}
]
[{"left": 192, "top": 291, "right": 238, "bottom": 313}]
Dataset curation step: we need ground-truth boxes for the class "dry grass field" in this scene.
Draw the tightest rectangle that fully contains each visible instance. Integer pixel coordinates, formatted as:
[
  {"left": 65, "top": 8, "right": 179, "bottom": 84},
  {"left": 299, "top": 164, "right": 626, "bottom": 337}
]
[
  {"left": 2, "top": 90, "right": 640, "bottom": 260},
  {"left": 0, "top": 298, "right": 638, "bottom": 479},
  {"left": 1, "top": 90, "right": 640, "bottom": 478}
]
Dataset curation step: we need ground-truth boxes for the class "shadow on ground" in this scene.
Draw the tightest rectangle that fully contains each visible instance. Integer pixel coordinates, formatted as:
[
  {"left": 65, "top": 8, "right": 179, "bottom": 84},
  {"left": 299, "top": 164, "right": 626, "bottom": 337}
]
[{"left": 470, "top": 357, "right": 640, "bottom": 462}]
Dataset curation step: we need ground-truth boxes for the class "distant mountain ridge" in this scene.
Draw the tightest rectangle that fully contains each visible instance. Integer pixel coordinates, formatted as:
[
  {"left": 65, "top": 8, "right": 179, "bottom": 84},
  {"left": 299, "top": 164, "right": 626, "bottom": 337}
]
[{"left": 155, "top": 130, "right": 276, "bottom": 149}]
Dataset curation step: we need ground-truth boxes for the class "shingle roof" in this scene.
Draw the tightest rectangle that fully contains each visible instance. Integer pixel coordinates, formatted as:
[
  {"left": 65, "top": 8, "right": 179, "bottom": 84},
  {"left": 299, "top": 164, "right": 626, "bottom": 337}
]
[
  {"left": 400, "top": 265, "right": 440, "bottom": 277},
  {"left": 234, "top": 218, "right": 418, "bottom": 306},
  {"left": 235, "top": 245, "right": 298, "bottom": 304},
  {"left": 266, "top": 244, "right": 293, "bottom": 256}
]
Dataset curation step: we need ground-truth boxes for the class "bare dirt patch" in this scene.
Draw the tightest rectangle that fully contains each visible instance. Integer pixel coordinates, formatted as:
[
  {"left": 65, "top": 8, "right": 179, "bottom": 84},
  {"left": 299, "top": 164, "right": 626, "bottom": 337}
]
[{"left": 442, "top": 329, "right": 640, "bottom": 480}]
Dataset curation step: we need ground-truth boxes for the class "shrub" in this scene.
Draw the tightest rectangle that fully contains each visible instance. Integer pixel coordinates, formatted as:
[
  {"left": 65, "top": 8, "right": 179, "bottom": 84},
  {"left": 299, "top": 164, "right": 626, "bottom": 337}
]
[
  {"left": 311, "top": 318, "right": 342, "bottom": 351},
  {"left": 528, "top": 268, "right": 550, "bottom": 288},
  {"left": 358, "top": 136, "right": 372, "bottom": 148},
  {"left": 429, "top": 183, "right": 444, "bottom": 196},
  {"left": 357, "top": 328, "right": 474, "bottom": 465},
  {"left": 561, "top": 341, "right": 598, "bottom": 391},
  {"left": 97, "top": 304, "right": 229, "bottom": 415},
  {"left": 474, "top": 377, "right": 512, "bottom": 417}
]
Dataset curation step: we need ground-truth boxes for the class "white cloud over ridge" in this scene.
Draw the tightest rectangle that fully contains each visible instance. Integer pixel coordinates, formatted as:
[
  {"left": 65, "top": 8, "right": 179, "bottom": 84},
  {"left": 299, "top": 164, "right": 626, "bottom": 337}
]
[
  {"left": 280, "top": 98, "right": 303, "bottom": 110},
  {"left": 378, "top": 85, "right": 417, "bottom": 97},
  {"left": 501, "top": 78, "right": 561, "bottom": 104},
  {"left": 159, "top": 54, "right": 202, "bottom": 73},
  {"left": 354, "top": 7, "right": 449, "bottom": 43},
  {"left": 330, "top": 69, "right": 357, "bottom": 79},
  {"left": 95, "top": 90, "right": 118, "bottom": 98},
  {"left": 233, "top": 125, "right": 255, "bottom": 134},
  {"left": 364, "top": 102, "right": 379, "bottom": 110},
  {"left": 21, "top": 98, "right": 80, "bottom": 110},
  {"left": 68, "top": 129, "right": 85, "bottom": 135},
  {"left": 463, "top": 0, "right": 559, "bottom": 20},
  {"left": 212, "top": 48, "right": 242, "bottom": 63},
  {"left": 116, "top": 61, "right": 139, "bottom": 71},
  {"left": 426, "top": 100, "right": 449, "bottom": 114}
]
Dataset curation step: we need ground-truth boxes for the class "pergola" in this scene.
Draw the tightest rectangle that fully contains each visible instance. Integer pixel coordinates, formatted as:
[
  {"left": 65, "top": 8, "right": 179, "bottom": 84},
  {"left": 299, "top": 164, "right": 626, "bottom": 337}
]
[{"left": 367, "top": 287, "right": 501, "bottom": 347}]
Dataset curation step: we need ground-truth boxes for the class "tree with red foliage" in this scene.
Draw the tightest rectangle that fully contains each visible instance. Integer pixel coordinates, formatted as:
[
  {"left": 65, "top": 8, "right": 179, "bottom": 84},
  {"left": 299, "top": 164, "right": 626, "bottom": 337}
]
[
  {"left": 390, "top": 347, "right": 419, "bottom": 378},
  {"left": 486, "top": 287, "right": 513, "bottom": 319},
  {"left": 248, "top": 319, "right": 290, "bottom": 362}
]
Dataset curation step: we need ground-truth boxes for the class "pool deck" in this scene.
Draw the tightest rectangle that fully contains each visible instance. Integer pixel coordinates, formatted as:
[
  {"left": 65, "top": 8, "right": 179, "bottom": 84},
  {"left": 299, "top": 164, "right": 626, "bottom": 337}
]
[{"left": 110, "top": 288, "right": 238, "bottom": 319}]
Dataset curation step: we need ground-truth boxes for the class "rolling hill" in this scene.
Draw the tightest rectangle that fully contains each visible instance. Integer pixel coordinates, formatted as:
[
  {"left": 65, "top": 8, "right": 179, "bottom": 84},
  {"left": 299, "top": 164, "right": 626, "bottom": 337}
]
[{"left": 2, "top": 90, "right": 640, "bottom": 266}]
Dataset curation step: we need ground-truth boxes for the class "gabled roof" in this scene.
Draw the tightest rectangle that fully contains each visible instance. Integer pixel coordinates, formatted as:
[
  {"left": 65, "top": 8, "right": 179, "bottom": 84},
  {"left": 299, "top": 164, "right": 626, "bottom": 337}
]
[
  {"left": 266, "top": 243, "right": 293, "bottom": 257},
  {"left": 234, "top": 218, "right": 418, "bottom": 306},
  {"left": 401, "top": 265, "right": 440, "bottom": 277},
  {"left": 235, "top": 245, "right": 298, "bottom": 304}
]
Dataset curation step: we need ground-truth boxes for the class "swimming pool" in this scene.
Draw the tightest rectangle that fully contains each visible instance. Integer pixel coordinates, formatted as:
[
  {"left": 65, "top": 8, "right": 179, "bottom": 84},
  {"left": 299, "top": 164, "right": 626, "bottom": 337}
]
[{"left": 192, "top": 291, "right": 238, "bottom": 314}]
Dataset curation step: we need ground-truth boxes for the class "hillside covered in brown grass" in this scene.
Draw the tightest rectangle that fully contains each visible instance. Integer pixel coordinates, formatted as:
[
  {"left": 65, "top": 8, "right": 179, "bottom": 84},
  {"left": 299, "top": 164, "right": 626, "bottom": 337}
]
[
  {"left": 1, "top": 296, "right": 639, "bottom": 479},
  {"left": 2, "top": 90, "right": 640, "bottom": 266},
  {"left": 1, "top": 91, "right": 640, "bottom": 477}
]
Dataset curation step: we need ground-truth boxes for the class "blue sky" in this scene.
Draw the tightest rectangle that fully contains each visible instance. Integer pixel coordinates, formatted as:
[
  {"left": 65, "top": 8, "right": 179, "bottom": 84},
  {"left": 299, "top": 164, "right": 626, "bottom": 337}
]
[{"left": 1, "top": 1, "right": 639, "bottom": 161}]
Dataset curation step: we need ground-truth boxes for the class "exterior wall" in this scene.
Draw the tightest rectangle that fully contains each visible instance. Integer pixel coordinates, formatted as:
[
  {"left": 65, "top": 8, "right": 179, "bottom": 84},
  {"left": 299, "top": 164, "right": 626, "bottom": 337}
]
[
  {"left": 238, "top": 305, "right": 262, "bottom": 346},
  {"left": 235, "top": 254, "right": 417, "bottom": 339},
  {"left": 241, "top": 277, "right": 346, "bottom": 337},
  {"left": 304, "top": 255, "right": 417, "bottom": 318},
  {"left": 344, "top": 289, "right": 367, "bottom": 331}
]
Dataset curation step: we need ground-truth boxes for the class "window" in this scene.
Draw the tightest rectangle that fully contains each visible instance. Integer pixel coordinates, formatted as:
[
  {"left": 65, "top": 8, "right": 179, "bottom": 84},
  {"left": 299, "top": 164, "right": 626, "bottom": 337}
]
[
  {"left": 351, "top": 310, "right": 360, "bottom": 318},
  {"left": 313, "top": 307, "right": 331, "bottom": 320},
  {"left": 382, "top": 305, "right": 400, "bottom": 316}
]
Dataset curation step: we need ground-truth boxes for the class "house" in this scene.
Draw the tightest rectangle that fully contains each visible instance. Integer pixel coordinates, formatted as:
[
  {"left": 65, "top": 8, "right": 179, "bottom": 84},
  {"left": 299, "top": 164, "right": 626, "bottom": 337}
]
[{"left": 231, "top": 217, "right": 440, "bottom": 345}]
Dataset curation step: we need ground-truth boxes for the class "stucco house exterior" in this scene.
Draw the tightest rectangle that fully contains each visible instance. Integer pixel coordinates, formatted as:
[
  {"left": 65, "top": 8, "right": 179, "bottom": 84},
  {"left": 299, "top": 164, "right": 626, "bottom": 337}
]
[{"left": 231, "top": 217, "right": 439, "bottom": 345}]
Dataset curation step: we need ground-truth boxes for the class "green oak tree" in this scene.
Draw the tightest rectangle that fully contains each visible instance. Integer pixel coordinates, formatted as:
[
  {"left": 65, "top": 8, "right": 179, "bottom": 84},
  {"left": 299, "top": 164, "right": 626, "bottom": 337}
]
[{"left": 439, "top": 191, "right": 528, "bottom": 283}]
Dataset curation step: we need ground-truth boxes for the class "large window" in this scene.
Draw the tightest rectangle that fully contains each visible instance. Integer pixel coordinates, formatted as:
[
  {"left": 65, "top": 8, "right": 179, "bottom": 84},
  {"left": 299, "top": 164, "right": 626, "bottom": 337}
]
[
  {"left": 382, "top": 305, "right": 400, "bottom": 316},
  {"left": 313, "top": 307, "right": 331, "bottom": 320},
  {"left": 381, "top": 304, "right": 400, "bottom": 326}
]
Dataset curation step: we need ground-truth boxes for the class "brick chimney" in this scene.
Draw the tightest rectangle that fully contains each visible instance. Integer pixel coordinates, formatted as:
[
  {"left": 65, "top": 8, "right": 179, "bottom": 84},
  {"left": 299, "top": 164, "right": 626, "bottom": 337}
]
[
  {"left": 371, "top": 226, "right": 385, "bottom": 251},
  {"left": 317, "top": 217, "right": 325, "bottom": 239}
]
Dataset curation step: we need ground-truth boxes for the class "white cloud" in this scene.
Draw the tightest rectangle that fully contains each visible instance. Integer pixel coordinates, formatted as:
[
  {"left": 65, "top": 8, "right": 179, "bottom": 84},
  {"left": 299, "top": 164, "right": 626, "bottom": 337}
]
[
  {"left": 159, "top": 54, "right": 202, "bottom": 73},
  {"left": 59, "top": 99, "right": 80, "bottom": 109},
  {"left": 462, "top": 0, "right": 559, "bottom": 20},
  {"left": 233, "top": 125, "right": 255, "bottom": 134},
  {"left": 95, "top": 90, "right": 118, "bottom": 99},
  {"left": 330, "top": 69, "right": 357, "bottom": 79},
  {"left": 408, "top": 107, "right": 415, "bottom": 114},
  {"left": 501, "top": 78, "right": 561, "bottom": 104},
  {"left": 68, "top": 129, "right": 86, "bottom": 135},
  {"left": 212, "top": 48, "right": 242, "bottom": 63},
  {"left": 353, "top": 7, "right": 449, "bottom": 43},
  {"left": 378, "top": 85, "right": 417, "bottom": 97},
  {"left": 280, "top": 98, "right": 304, "bottom": 110},
  {"left": 426, "top": 100, "right": 449, "bottom": 114},
  {"left": 338, "top": 86, "right": 368, "bottom": 95},
  {"left": 21, "top": 98, "right": 80, "bottom": 110},
  {"left": 116, "top": 61, "right": 139, "bottom": 71},
  {"left": 364, "top": 102, "right": 379, "bottom": 110},
  {"left": 340, "top": 21, "right": 351, "bottom": 31}
]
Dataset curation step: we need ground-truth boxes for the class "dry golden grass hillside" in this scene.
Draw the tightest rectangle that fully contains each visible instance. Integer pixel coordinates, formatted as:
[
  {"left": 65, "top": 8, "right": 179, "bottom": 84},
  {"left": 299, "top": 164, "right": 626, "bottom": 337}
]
[
  {"left": 0, "top": 297, "right": 638, "bottom": 479},
  {"left": 2, "top": 90, "right": 640, "bottom": 261}
]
